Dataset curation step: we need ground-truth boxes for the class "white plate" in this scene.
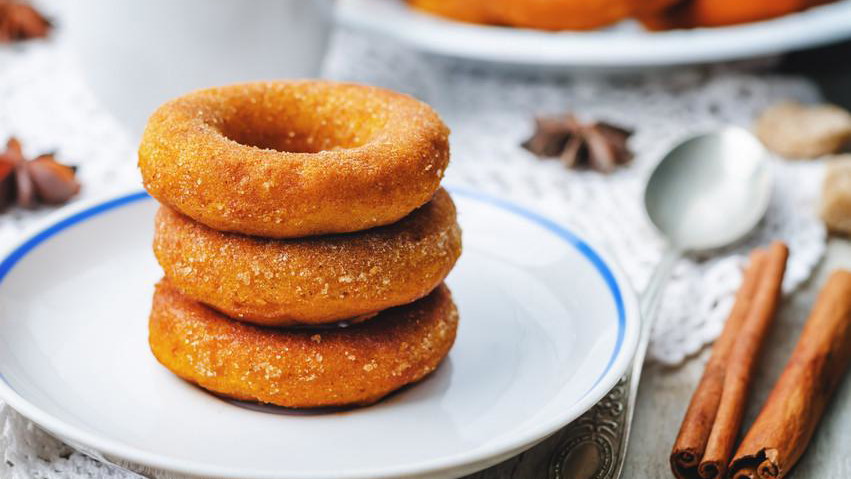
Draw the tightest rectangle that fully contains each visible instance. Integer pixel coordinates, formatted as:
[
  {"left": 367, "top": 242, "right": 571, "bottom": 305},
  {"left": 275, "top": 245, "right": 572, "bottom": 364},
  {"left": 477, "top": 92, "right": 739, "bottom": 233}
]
[
  {"left": 336, "top": 0, "right": 851, "bottom": 68},
  {"left": 0, "top": 188, "right": 639, "bottom": 479}
]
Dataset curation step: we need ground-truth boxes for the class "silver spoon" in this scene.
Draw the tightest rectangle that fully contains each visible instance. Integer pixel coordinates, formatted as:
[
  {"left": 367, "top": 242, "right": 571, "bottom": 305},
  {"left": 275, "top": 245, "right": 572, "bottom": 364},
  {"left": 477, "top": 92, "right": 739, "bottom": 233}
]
[{"left": 550, "top": 126, "right": 772, "bottom": 479}]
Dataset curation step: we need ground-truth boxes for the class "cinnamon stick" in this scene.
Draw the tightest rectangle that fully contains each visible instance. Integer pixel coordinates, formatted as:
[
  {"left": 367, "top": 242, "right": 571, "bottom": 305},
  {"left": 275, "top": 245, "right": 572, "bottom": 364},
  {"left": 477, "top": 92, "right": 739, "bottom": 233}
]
[
  {"left": 670, "top": 249, "right": 768, "bottom": 479},
  {"left": 728, "top": 270, "right": 851, "bottom": 479},
  {"left": 698, "top": 241, "right": 788, "bottom": 478},
  {"left": 670, "top": 241, "right": 789, "bottom": 479}
]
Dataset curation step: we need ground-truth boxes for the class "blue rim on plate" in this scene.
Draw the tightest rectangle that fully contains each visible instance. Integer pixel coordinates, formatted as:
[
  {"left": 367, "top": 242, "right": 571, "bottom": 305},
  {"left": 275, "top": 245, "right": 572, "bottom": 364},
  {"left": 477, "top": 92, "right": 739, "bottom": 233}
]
[
  {"left": 0, "top": 191, "right": 149, "bottom": 281},
  {"left": 448, "top": 187, "right": 625, "bottom": 390},
  {"left": 0, "top": 187, "right": 638, "bottom": 479}
]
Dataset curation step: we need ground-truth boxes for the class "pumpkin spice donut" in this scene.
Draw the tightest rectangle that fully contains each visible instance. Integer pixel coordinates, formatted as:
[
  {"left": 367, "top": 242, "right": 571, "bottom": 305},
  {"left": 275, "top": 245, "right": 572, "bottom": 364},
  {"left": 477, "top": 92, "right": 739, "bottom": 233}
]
[
  {"left": 149, "top": 280, "right": 459, "bottom": 408},
  {"left": 139, "top": 80, "right": 450, "bottom": 238},
  {"left": 408, "top": 0, "right": 495, "bottom": 24},
  {"left": 492, "top": 0, "right": 636, "bottom": 30},
  {"left": 153, "top": 188, "right": 461, "bottom": 327}
]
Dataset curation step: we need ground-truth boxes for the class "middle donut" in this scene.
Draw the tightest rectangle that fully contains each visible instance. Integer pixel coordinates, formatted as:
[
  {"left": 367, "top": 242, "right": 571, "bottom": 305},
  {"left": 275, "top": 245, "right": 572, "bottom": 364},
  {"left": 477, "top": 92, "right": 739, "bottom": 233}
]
[{"left": 153, "top": 188, "right": 461, "bottom": 327}]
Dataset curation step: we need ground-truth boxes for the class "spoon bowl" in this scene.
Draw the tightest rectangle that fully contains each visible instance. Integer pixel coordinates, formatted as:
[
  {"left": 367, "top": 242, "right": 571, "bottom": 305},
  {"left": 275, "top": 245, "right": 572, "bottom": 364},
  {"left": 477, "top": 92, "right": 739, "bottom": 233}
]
[{"left": 644, "top": 127, "right": 772, "bottom": 252}]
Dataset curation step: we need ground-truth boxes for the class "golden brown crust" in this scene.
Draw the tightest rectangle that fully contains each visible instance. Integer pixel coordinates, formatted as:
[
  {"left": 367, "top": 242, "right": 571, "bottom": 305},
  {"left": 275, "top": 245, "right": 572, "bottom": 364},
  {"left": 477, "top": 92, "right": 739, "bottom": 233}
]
[
  {"left": 153, "top": 189, "right": 461, "bottom": 326},
  {"left": 139, "top": 80, "right": 450, "bottom": 238},
  {"left": 149, "top": 280, "right": 458, "bottom": 408}
]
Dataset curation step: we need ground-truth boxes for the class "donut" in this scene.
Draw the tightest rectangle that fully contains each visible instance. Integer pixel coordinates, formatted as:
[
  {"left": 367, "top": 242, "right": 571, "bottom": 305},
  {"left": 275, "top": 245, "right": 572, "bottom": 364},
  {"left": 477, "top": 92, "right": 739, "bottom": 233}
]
[
  {"left": 139, "top": 81, "right": 450, "bottom": 238},
  {"left": 492, "top": 0, "right": 636, "bottom": 31},
  {"left": 149, "top": 280, "right": 459, "bottom": 408},
  {"left": 408, "top": 0, "right": 494, "bottom": 24},
  {"left": 153, "top": 188, "right": 461, "bottom": 326}
]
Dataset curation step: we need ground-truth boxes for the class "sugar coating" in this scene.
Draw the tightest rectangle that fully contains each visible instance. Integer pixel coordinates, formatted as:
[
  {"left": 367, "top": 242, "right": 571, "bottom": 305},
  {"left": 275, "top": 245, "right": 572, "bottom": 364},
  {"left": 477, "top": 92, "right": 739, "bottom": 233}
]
[
  {"left": 138, "top": 80, "right": 451, "bottom": 238},
  {"left": 821, "top": 156, "right": 851, "bottom": 235},
  {"left": 153, "top": 189, "right": 462, "bottom": 326},
  {"left": 148, "top": 280, "right": 459, "bottom": 408}
]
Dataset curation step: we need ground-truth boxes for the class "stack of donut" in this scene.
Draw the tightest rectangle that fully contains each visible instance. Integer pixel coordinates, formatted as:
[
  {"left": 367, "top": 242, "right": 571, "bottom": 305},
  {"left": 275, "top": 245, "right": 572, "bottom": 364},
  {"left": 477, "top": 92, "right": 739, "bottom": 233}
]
[{"left": 139, "top": 81, "right": 462, "bottom": 409}]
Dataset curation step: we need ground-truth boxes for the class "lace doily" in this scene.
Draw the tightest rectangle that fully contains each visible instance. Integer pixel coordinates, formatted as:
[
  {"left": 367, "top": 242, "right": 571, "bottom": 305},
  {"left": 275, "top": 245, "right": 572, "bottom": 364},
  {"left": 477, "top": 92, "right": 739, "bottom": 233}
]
[{"left": 0, "top": 26, "right": 827, "bottom": 479}]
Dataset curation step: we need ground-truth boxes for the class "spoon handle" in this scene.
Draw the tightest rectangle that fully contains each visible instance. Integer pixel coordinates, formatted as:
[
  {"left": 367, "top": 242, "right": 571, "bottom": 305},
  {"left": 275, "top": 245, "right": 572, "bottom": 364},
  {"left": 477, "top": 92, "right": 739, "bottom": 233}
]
[{"left": 548, "top": 249, "right": 680, "bottom": 479}]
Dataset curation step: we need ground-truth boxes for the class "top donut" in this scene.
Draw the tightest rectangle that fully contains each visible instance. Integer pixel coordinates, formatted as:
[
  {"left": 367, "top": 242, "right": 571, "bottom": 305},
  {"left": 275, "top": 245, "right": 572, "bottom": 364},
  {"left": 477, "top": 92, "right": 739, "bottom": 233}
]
[{"left": 139, "top": 81, "right": 450, "bottom": 238}]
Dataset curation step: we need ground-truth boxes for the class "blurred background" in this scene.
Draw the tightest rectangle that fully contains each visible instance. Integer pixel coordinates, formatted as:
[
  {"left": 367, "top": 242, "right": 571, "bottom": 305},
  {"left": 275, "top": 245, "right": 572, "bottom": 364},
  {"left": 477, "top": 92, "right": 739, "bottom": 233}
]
[{"left": 0, "top": 0, "right": 850, "bottom": 477}]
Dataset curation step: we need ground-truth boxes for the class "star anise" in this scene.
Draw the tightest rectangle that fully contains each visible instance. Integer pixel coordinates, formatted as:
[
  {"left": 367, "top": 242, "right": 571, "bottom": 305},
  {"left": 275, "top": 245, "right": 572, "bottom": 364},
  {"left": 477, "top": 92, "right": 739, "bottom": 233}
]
[
  {"left": 522, "top": 114, "right": 634, "bottom": 173},
  {"left": 0, "top": 137, "right": 80, "bottom": 210},
  {"left": 0, "top": 0, "right": 51, "bottom": 43}
]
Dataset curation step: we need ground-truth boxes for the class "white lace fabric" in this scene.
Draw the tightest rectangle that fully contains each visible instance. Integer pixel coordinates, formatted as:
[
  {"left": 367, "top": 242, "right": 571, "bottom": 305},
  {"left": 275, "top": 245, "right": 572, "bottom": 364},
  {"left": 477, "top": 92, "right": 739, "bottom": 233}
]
[{"left": 0, "top": 27, "right": 827, "bottom": 479}]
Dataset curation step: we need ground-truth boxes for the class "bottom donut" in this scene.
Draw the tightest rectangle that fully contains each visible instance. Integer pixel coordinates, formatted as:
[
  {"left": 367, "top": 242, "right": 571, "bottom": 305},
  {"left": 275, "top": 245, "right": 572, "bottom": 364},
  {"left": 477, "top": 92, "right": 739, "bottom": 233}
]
[{"left": 149, "top": 279, "right": 459, "bottom": 408}]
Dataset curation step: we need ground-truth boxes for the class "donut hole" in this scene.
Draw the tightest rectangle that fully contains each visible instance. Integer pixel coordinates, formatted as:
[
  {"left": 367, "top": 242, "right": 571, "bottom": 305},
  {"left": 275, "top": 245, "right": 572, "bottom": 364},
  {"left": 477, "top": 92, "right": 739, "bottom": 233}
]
[
  {"left": 221, "top": 121, "right": 363, "bottom": 154},
  {"left": 218, "top": 95, "right": 387, "bottom": 154}
]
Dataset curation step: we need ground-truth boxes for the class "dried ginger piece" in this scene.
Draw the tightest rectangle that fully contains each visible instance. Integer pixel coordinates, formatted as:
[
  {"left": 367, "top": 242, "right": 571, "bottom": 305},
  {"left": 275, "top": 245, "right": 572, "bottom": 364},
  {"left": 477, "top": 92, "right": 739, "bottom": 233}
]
[
  {"left": 821, "top": 155, "right": 851, "bottom": 235},
  {"left": 755, "top": 101, "right": 851, "bottom": 159}
]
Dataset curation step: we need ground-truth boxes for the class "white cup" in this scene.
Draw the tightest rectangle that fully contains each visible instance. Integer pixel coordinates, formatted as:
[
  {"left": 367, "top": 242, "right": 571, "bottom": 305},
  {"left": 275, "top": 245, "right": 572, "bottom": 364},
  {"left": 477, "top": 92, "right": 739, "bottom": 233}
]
[{"left": 63, "top": 0, "right": 334, "bottom": 135}]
